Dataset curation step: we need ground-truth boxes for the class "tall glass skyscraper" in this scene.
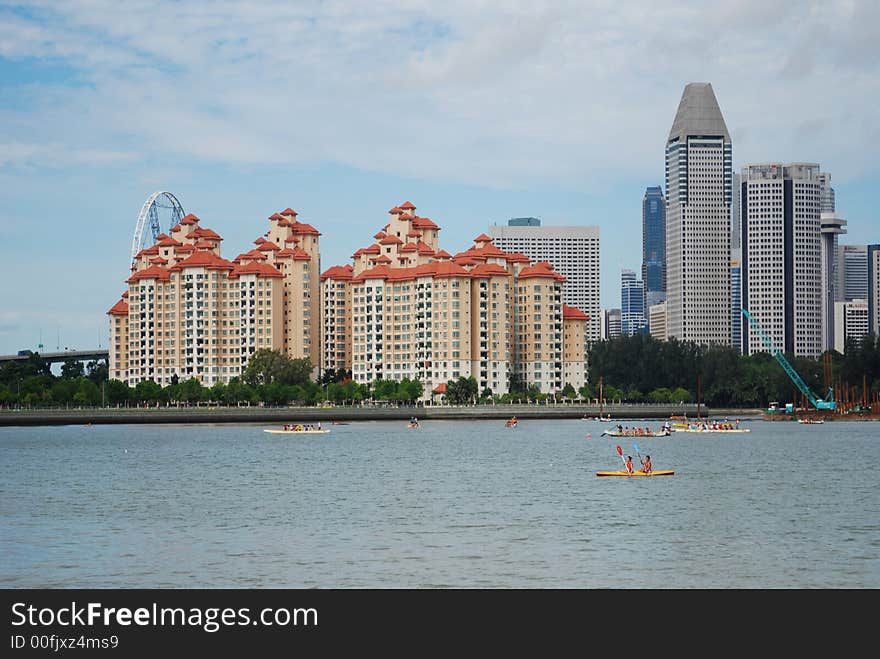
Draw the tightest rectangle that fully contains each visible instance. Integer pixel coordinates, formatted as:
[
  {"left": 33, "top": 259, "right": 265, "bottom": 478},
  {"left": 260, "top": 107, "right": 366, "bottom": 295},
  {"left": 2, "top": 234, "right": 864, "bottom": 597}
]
[
  {"left": 665, "top": 82, "right": 732, "bottom": 346},
  {"left": 621, "top": 269, "right": 647, "bottom": 336},
  {"left": 642, "top": 186, "right": 666, "bottom": 313}
]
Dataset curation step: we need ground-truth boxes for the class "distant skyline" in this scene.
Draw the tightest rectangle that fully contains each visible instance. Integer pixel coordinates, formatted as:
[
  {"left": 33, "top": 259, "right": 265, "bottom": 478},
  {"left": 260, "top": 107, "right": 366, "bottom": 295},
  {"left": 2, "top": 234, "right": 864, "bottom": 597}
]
[{"left": 1, "top": 1, "right": 878, "bottom": 354}]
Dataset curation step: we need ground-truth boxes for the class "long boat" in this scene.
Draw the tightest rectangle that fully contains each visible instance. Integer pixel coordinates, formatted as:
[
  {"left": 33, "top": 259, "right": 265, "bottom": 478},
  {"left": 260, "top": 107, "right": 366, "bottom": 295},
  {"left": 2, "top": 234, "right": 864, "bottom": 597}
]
[
  {"left": 596, "top": 470, "right": 675, "bottom": 477},
  {"left": 263, "top": 428, "right": 330, "bottom": 435},
  {"left": 673, "top": 427, "right": 749, "bottom": 433},
  {"left": 601, "top": 429, "right": 671, "bottom": 437},
  {"left": 797, "top": 418, "right": 825, "bottom": 424}
]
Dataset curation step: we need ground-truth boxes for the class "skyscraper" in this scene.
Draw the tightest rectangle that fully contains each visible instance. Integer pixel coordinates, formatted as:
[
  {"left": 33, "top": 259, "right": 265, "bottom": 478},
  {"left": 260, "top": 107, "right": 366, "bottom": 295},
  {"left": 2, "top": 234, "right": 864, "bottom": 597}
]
[
  {"left": 818, "top": 172, "right": 836, "bottom": 213},
  {"left": 489, "top": 224, "right": 601, "bottom": 342},
  {"left": 740, "top": 163, "right": 822, "bottom": 358},
  {"left": 869, "top": 245, "right": 880, "bottom": 337},
  {"left": 642, "top": 186, "right": 666, "bottom": 315},
  {"left": 620, "top": 269, "right": 646, "bottom": 336},
  {"left": 665, "top": 82, "right": 732, "bottom": 346},
  {"left": 508, "top": 217, "right": 541, "bottom": 227},
  {"left": 820, "top": 212, "right": 847, "bottom": 350},
  {"left": 841, "top": 245, "right": 868, "bottom": 300}
]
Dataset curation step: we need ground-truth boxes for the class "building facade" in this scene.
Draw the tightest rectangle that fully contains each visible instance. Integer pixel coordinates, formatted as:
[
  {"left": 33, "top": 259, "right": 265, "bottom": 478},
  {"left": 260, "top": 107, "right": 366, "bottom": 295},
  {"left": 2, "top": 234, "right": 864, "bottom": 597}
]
[
  {"left": 740, "top": 163, "right": 822, "bottom": 358},
  {"left": 841, "top": 245, "right": 868, "bottom": 301},
  {"left": 820, "top": 212, "right": 847, "bottom": 350},
  {"left": 870, "top": 245, "right": 880, "bottom": 337},
  {"left": 649, "top": 301, "right": 667, "bottom": 342},
  {"left": 107, "top": 209, "right": 321, "bottom": 386},
  {"left": 834, "top": 299, "right": 869, "bottom": 353},
  {"left": 488, "top": 224, "right": 600, "bottom": 343},
  {"left": 601, "top": 308, "right": 622, "bottom": 340},
  {"left": 665, "top": 82, "right": 732, "bottom": 347},
  {"left": 642, "top": 186, "right": 666, "bottom": 312},
  {"left": 620, "top": 269, "right": 646, "bottom": 336}
]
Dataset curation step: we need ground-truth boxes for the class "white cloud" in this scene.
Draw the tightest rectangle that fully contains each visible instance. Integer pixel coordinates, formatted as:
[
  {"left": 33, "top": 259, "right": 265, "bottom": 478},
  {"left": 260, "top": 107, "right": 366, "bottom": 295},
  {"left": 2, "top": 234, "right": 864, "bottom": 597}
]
[{"left": 0, "top": 0, "right": 877, "bottom": 186}]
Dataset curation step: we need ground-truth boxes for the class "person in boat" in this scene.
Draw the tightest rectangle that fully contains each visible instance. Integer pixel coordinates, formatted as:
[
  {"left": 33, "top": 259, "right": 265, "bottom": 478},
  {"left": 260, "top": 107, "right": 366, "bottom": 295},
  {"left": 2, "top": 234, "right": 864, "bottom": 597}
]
[
  {"left": 624, "top": 455, "right": 634, "bottom": 474},
  {"left": 617, "top": 424, "right": 623, "bottom": 433},
  {"left": 641, "top": 455, "right": 652, "bottom": 474}
]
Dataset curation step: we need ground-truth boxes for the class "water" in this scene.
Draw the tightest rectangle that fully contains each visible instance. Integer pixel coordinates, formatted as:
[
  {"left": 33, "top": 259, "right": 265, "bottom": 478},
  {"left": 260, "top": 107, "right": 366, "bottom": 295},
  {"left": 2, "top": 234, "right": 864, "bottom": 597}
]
[{"left": 1, "top": 419, "right": 877, "bottom": 588}]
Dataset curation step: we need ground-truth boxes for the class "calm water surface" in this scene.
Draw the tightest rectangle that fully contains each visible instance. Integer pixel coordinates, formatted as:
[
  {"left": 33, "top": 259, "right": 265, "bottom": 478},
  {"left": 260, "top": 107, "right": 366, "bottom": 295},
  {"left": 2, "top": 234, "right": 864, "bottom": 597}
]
[{"left": 1, "top": 419, "right": 878, "bottom": 588}]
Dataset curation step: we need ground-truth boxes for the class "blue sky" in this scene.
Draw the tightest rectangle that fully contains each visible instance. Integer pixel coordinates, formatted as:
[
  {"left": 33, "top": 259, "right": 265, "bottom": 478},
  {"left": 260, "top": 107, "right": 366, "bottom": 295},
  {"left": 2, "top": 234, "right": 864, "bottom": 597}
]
[{"left": 1, "top": 0, "right": 878, "bottom": 354}]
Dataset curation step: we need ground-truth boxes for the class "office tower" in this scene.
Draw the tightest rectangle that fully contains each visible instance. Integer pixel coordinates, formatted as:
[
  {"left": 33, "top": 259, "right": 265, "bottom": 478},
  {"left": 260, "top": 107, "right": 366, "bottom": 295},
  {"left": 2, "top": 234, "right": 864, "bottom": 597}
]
[
  {"left": 731, "top": 257, "right": 742, "bottom": 353},
  {"left": 820, "top": 212, "right": 847, "bottom": 350},
  {"left": 740, "top": 163, "right": 822, "bottom": 357},
  {"left": 818, "top": 172, "right": 835, "bottom": 213},
  {"left": 488, "top": 223, "right": 600, "bottom": 342},
  {"left": 601, "top": 308, "right": 622, "bottom": 340},
  {"left": 642, "top": 186, "right": 666, "bottom": 313},
  {"left": 649, "top": 302, "right": 667, "bottom": 341},
  {"left": 834, "top": 299, "right": 869, "bottom": 353},
  {"left": 870, "top": 245, "right": 880, "bottom": 336},
  {"left": 620, "top": 269, "right": 647, "bottom": 336},
  {"left": 109, "top": 209, "right": 321, "bottom": 386},
  {"left": 665, "top": 82, "right": 732, "bottom": 346},
  {"left": 508, "top": 217, "right": 541, "bottom": 227},
  {"left": 841, "top": 245, "right": 868, "bottom": 300}
]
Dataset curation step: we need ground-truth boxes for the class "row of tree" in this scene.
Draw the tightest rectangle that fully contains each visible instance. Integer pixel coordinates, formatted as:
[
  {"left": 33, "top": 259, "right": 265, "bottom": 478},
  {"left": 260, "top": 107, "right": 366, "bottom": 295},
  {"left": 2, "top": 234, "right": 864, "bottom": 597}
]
[{"left": 2, "top": 336, "right": 879, "bottom": 408}]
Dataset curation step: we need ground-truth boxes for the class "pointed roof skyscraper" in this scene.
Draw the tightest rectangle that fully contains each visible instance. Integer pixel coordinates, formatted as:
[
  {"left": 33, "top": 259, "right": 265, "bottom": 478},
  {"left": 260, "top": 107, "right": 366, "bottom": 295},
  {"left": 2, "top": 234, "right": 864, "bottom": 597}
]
[{"left": 668, "top": 82, "right": 730, "bottom": 143}]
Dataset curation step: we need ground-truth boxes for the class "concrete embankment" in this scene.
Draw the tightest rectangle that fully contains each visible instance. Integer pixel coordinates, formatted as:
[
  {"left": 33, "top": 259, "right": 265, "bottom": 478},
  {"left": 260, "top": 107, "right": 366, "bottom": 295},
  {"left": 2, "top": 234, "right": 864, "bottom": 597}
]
[{"left": 0, "top": 403, "right": 752, "bottom": 427}]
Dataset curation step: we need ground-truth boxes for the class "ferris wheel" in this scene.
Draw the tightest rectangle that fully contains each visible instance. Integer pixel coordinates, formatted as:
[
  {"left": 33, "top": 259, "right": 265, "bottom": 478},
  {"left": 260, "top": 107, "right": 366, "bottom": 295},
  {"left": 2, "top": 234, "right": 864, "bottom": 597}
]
[{"left": 130, "top": 191, "right": 186, "bottom": 267}]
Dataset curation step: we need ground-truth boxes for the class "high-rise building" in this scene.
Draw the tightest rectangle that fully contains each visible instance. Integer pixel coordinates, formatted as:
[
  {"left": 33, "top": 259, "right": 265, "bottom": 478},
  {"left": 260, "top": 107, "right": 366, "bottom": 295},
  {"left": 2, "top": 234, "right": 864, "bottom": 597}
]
[
  {"left": 488, "top": 224, "right": 600, "bottom": 342},
  {"left": 818, "top": 172, "right": 835, "bottom": 213},
  {"left": 642, "top": 186, "right": 666, "bottom": 312},
  {"left": 508, "top": 217, "right": 541, "bottom": 227},
  {"left": 841, "top": 245, "right": 868, "bottom": 300},
  {"left": 820, "top": 212, "right": 847, "bottom": 350},
  {"left": 108, "top": 208, "right": 321, "bottom": 386},
  {"left": 620, "top": 269, "right": 646, "bottom": 336},
  {"left": 731, "top": 257, "right": 742, "bottom": 353},
  {"left": 601, "top": 308, "right": 622, "bottom": 340},
  {"left": 869, "top": 245, "right": 880, "bottom": 337},
  {"left": 740, "top": 163, "right": 822, "bottom": 357},
  {"left": 665, "top": 82, "right": 732, "bottom": 346},
  {"left": 649, "top": 302, "right": 667, "bottom": 342},
  {"left": 834, "top": 299, "right": 869, "bottom": 353}
]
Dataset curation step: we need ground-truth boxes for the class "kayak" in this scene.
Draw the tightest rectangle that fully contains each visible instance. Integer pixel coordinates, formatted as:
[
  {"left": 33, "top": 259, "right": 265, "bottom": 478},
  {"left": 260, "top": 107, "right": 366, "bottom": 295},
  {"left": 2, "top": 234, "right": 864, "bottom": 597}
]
[
  {"left": 264, "top": 429, "right": 330, "bottom": 434},
  {"left": 596, "top": 470, "right": 675, "bottom": 477},
  {"left": 601, "top": 430, "right": 671, "bottom": 437}
]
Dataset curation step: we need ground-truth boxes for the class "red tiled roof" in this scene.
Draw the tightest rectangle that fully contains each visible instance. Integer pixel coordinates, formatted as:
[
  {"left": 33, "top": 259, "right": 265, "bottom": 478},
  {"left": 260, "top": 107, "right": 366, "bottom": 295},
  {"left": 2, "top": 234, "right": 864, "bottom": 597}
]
[
  {"left": 141, "top": 245, "right": 160, "bottom": 256},
  {"left": 400, "top": 201, "right": 416, "bottom": 210},
  {"left": 407, "top": 230, "right": 422, "bottom": 238},
  {"left": 388, "top": 206, "right": 402, "bottom": 214},
  {"left": 432, "top": 382, "right": 447, "bottom": 393},
  {"left": 412, "top": 216, "right": 439, "bottom": 230},
  {"left": 157, "top": 236, "right": 182, "bottom": 247},
  {"left": 171, "top": 251, "right": 234, "bottom": 271},
  {"left": 228, "top": 262, "right": 284, "bottom": 279},
  {"left": 563, "top": 304, "right": 589, "bottom": 321},
  {"left": 400, "top": 243, "right": 418, "bottom": 253},
  {"left": 362, "top": 244, "right": 381, "bottom": 254},
  {"left": 433, "top": 250, "right": 452, "bottom": 259},
  {"left": 254, "top": 237, "right": 266, "bottom": 244},
  {"left": 289, "top": 247, "right": 311, "bottom": 261},
  {"left": 122, "top": 291, "right": 129, "bottom": 298},
  {"left": 380, "top": 235, "right": 403, "bottom": 245},
  {"left": 374, "top": 231, "right": 387, "bottom": 239},
  {"left": 127, "top": 265, "right": 171, "bottom": 283},
  {"left": 284, "top": 235, "right": 300, "bottom": 243},
  {"left": 170, "top": 224, "right": 182, "bottom": 233},
  {"left": 470, "top": 263, "right": 510, "bottom": 277},
  {"left": 175, "top": 244, "right": 195, "bottom": 253},
  {"left": 416, "top": 241, "right": 435, "bottom": 255},
  {"left": 107, "top": 298, "right": 129, "bottom": 316},
  {"left": 518, "top": 262, "right": 566, "bottom": 281},
  {"left": 280, "top": 208, "right": 298, "bottom": 217},
  {"left": 195, "top": 241, "right": 215, "bottom": 249},
  {"left": 258, "top": 241, "right": 280, "bottom": 251},
  {"left": 289, "top": 221, "right": 320, "bottom": 235},
  {"left": 505, "top": 252, "right": 531, "bottom": 263},
  {"left": 372, "top": 255, "right": 392, "bottom": 264},
  {"left": 187, "top": 227, "right": 222, "bottom": 241},
  {"left": 150, "top": 256, "right": 168, "bottom": 265},
  {"left": 474, "top": 233, "right": 492, "bottom": 242},
  {"left": 321, "top": 265, "right": 354, "bottom": 280},
  {"left": 156, "top": 233, "right": 169, "bottom": 241},
  {"left": 179, "top": 213, "right": 200, "bottom": 225}
]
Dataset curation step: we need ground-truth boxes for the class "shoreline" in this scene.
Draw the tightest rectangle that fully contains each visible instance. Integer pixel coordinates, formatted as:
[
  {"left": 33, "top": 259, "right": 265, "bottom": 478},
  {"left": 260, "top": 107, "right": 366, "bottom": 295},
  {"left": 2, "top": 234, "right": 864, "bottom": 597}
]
[{"left": 0, "top": 403, "right": 767, "bottom": 427}]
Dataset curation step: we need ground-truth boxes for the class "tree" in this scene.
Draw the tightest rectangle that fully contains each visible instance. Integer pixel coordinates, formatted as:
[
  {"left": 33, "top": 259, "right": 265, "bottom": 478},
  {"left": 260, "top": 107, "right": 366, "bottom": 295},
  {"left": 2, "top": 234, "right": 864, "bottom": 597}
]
[
  {"left": 373, "top": 378, "right": 398, "bottom": 401},
  {"left": 561, "top": 383, "right": 576, "bottom": 400},
  {"left": 134, "top": 379, "right": 163, "bottom": 404},
  {"left": 445, "top": 376, "right": 478, "bottom": 404},
  {"left": 61, "top": 358, "right": 84, "bottom": 380},
  {"left": 178, "top": 378, "right": 204, "bottom": 404},
  {"left": 74, "top": 378, "right": 100, "bottom": 406},
  {"left": 86, "top": 359, "right": 109, "bottom": 383},
  {"left": 106, "top": 379, "right": 130, "bottom": 406},
  {"left": 243, "top": 349, "right": 311, "bottom": 387},
  {"left": 397, "top": 378, "right": 424, "bottom": 403}
]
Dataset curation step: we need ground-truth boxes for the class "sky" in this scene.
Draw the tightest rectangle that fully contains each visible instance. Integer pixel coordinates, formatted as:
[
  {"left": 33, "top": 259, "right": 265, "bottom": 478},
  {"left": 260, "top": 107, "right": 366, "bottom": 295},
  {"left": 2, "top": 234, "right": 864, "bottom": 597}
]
[{"left": 1, "top": 0, "right": 878, "bottom": 354}]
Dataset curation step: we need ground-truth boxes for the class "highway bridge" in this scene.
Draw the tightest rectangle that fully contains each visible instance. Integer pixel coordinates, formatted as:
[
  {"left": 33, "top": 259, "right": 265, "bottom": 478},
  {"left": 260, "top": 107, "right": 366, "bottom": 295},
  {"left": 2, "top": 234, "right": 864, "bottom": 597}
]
[{"left": 0, "top": 349, "right": 109, "bottom": 366}]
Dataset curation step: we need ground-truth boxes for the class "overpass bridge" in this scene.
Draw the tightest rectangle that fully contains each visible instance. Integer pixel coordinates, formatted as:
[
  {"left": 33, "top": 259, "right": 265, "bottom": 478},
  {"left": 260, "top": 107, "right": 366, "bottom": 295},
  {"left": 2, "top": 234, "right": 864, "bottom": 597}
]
[{"left": 0, "top": 349, "right": 109, "bottom": 366}]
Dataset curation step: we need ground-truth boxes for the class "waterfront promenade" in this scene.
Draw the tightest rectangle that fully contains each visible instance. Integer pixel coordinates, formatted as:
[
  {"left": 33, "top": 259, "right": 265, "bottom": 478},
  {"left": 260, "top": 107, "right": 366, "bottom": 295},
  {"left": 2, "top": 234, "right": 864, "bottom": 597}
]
[{"left": 0, "top": 403, "right": 752, "bottom": 426}]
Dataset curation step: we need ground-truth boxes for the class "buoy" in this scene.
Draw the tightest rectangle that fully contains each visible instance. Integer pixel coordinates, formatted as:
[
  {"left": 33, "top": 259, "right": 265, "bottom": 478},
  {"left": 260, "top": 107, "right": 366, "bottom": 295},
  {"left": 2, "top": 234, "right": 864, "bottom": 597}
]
[{"left": 586, "top": 433, "right": 591, "bottom": 438}]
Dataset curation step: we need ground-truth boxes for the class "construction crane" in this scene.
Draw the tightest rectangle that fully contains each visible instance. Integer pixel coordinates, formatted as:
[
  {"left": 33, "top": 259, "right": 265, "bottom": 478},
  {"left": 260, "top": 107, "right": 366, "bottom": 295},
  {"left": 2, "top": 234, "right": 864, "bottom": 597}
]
[{"left": 741, "top": 309, "right": 836, "bottom": 411}]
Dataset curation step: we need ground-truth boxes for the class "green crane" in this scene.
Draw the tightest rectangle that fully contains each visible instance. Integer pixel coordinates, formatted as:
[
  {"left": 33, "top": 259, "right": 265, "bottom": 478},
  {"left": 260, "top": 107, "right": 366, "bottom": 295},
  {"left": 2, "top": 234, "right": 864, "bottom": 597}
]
[{"left": 741, "top": 309, "right": 836, "bottom": 411}]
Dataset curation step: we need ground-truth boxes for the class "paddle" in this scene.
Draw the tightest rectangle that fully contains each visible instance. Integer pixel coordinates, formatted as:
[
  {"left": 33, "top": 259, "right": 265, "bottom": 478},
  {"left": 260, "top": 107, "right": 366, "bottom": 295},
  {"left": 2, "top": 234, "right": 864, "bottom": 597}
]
[
  {"left": 634, "top": 442, "right": 643, "bottom": 472},
  {"left": 615, "top": 445, "right": 628, "bottom": 473}
]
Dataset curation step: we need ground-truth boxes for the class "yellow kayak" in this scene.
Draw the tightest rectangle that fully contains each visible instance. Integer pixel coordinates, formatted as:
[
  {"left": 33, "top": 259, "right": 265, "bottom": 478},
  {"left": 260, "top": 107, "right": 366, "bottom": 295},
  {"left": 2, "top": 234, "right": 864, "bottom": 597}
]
[{"left": 596, "top": 470, "right": 674, "bottom": 477}]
